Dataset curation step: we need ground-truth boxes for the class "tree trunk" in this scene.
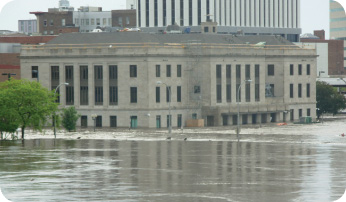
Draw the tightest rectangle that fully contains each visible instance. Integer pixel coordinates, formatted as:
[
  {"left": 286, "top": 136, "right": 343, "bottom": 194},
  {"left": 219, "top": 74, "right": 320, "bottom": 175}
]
[{"left": 21, "top": 126, "right": 25, "bottom": 139}]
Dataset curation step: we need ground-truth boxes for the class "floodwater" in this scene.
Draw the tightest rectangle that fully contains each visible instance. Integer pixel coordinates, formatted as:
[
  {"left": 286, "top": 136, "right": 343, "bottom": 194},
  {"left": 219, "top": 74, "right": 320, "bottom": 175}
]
[
  {"left": 1, "top": 119, "right": 346, "bottom": 202},
  {"left": 1, "top": 139, "right": 346, "bottom": 202}
]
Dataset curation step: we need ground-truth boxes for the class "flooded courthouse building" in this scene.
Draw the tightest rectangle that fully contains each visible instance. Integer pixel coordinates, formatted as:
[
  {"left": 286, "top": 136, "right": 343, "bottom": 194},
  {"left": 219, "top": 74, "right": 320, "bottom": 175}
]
[{"left": 20, "top": 32, "right": 317, "bottom": 128}]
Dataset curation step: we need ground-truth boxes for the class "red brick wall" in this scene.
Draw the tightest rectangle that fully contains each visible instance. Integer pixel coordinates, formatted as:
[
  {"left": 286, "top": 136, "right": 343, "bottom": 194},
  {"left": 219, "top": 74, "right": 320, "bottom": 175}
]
[
  {"left": 300, "top": 38, "right": 344, "bottom": 75},
  {"left": 0, "top": 36, "right": 56, "bottom": 44}
]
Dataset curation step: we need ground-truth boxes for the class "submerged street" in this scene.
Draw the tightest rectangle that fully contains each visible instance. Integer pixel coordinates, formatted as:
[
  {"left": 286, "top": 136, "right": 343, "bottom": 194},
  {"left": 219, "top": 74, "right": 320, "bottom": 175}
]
[{"left": 1, "top": 117, "right": 346, "bottom": 202}]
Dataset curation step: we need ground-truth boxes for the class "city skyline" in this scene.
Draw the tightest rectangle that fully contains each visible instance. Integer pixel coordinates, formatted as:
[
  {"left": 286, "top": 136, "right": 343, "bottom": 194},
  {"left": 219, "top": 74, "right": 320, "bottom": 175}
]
[{"left": 0, "top": 0, "right": 330, "bottom": 38}]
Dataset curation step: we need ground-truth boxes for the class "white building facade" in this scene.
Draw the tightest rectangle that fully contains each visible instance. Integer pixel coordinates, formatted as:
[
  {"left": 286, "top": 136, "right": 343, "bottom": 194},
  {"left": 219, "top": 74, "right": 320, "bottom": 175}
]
[
  {"left": 73, "top": 9, "right": 112, "bottom": 33},
  {"left": 135, "top": 0, "right": 301, "bottom": 42}
]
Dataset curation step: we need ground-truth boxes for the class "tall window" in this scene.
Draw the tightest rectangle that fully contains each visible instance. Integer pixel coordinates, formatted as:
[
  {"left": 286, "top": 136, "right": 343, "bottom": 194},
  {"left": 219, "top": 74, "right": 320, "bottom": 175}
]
[
  {"left": 290, "top": 84, "right": 294, "bottom": 98},
  {"left": 298, "top": 84, "right": 302, "bottom": 98},
  {"left": 189, "top": 0, "right": 193, "bottom": 26},
  {"left": 307, "top": 64, "right": 311, "bottom": 75},
  {"left": 177, "top": 65, "right": 182, "bottom": 77},
  {"left": 216, "top": 65, "right": 222, "bottom": 79},
  {"left": 236, "top": 65, "right": 241, "bottom": 102},
  {"left": 94, "top": 65, "right": 103, "bottom": 105},
  {"left": 298, "top": 64, "right": 302, "bottom": 75},
  {"left": 163, "top": 0, "right": 167, "bottom": 26},
  {"left": 245, "top": 64, "right": 251, "bottom": 79},
  {"left": 290, "top": 64, "right": 294, "bottom": 75},
  {"left": 180, "top": 0, "right": 184, "bottom": 26},
  {"left": 146, "top": 0, "right": 149, "bottom": 26},
  {"left": 268, "top": 65, "right": 274, "bottom": 76},
  {"left": 171, "top": 0, "right": 175, "bottom": 25},
  {"left": 51, "top": 66, "right": 59, "bottom": 102},
  {"left": 138, "top": 0, "right": 141, "bottom": 27},
  {"left": 154, "top": 0, "right": 158, "bottom": 26},
  {"left": 156, "top": 87, "right": 160, "bottom": 103},
  {"left": 96, "top": 116, "right": 102, "bottom": 127},
  {"left": 130, "top": 87, "right": 137, "bottom": 103},
  {"left": 217, "top": 85, "right": 222, "bottom": 103},
  {"left": 31, "top": 66, "right": 38, "bottom": 78},
  {"left": 177, "top": 86, "right": 181, "bottom": 102},
  {"left": 156, "top": 65, "right": 160, "bottom": 77},
  {"left": 80, "top": 66, "right": 88, "bottom": 105},
  {"left": 226, "top": 65, "right": 231, "bottom": 102},
  {"left": 166, "top": 65, "right": 171, "bottom": 77},
  {"left": 306, "top": 83, "right": 310, "bottom": 98},
  {"left": 130, "top": 65, "right": 137, "bottom": 77},
  {"left": 255, "top": 65, "right": 260, "bottom": 102},
  {"left": 65, "top": 66, "right": 74, "bottom": 105},
  {"left": 109, "top": 65, "right": 118, "bottom": 105}
]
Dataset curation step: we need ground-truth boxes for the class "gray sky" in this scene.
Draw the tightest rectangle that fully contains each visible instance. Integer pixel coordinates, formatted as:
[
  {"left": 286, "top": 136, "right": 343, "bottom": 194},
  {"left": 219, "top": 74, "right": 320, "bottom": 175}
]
[{"left": 0, "top": 0, "right": 331, "bottom": 38}]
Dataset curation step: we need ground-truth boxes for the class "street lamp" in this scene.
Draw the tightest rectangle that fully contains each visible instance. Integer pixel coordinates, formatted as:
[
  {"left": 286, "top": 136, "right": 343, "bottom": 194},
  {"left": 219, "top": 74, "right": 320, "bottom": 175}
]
[
  {"left": 91, "top": 114, "right": 97, "bottom": 132},
  {"left": 2, "top": 73, "right": 16, "bottom": 81},
  {"left": 156, "top": 81, "right": 172, "bottom": 134},
  {"left": 237, "top": 79, "right": 252, "bottom": 142},
  {"left": 53, "top": 82, "right": 69, "bottom": 138}
]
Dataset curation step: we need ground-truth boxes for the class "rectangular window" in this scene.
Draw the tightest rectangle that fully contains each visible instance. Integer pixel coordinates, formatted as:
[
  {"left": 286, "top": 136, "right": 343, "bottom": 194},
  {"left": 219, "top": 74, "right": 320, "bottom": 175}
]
[
  {"left": 299, "top": 109, "right": 303, "bottom": 118},
  {"left": 268, "top": 64, "right": 274, "bottom": 76},
  {"left": 156, "top": 65, "right": 160, "bottom": 77},
  {"left": 66, "top": 86, "right": 74, "bottom": 105},
  {"left": 109, "top": 86, "right": 118, "bottom": 105},
  {"left": 227, "top": 84, "right": 231, "bottom": 102},
  {"left": 255, "top": 65, "right": 260, "bottom": 102},
  {"left": 290, "top": 84, "right": 294, "bottom": 98},
  {"left": 177, "top": 65, "right": 182, "bottom": 77},
  {"left": 156, "top": 86, "right": 160, "bottom": 103},
  {"left": 130, "top": 87, "right": 137, "bottom": 103},
  {"left": 298, "top": 64, "right": 302, "bottom": 75},
  {"left": 216, "top": 65, "right": 222, "bottom": 79},
  {"left": 226, "top": 65, "right": 231, "bottom": 78},
  {"left": 246, "top": 83, "right": 250, "bottom": 102},
  {"left": 307, "top": 109, "right": 311, "bottom": 117},
  {"left": 166, "top": 86, "right": 171, "bottom": 102},
  {"left": 43, "top": 20, "right": 47, "bottom": 27},
  {"left": 91, "top": 18, "right": 95, "bottom": 25},
  {"left": 177, "top": 114, "right": 182, "bottom": 128},
  {"left": 81, "top": 116, "right": 87, "bottom": 127},
  {"left": 307, "top": 64, "right": 311, "bottom": 75},
  {"left": 95, "top": 86, "right": 103, "bottom": 105},
  {"left": 62, "top": 19, "right": 65, "bottom": 26},
  {"left": 217, "top": 84, "right": 222, "bottom": 103},
  {"left": 32, "top": 66, "right": 38, "bottom": 78},
  {"left": 290, "top": 64, "right": 294, "bottom": 75},
  {"left": 166, "top": 65, "right": 171, "bottom": 77},
  {"left": 50, "top": 19, "right": 53, "bottom": 26},
  {"left": 96, "top": 18, "right": 100, "bottom": 25},
  {"left": 94, "top": 66, "right": 103, "bottom": 79},
  {"left": 245, "top": 64, "right": 250, "bottom": 79},
  {"left": 80, "top": 86, "right": 88, "bottom": 105},
  {"left": 156, "top": 115, "right": 161, "bottom": 128},
  {"left": 130, "top": 65, "right": 137, "bottom": 77},
  {"left": 110, "top": 116, "right": 117, "bottom": 127},
  {"left": 65, "top": 66, "right": 73, "bottom": 80},
  {"left": 109, "top": 65, "right": 117, "bottom": 80},
  {"left": 177, "top": 86, "right": 181, "bottom": 102},
  {"left": 167, "top": 114, "right": 172, "bottom": 128},
  {"left": 80, "top": 66, "right": 88, "bottom": 80},
  {"left": 306, "top": 83, "right": 310, "bottom": 98},
  {"left": 298, "top": 84, "right": 302, "bottom": 98},
  {"left": 96, "top": 116, "right": 102, "bottom": 127}
]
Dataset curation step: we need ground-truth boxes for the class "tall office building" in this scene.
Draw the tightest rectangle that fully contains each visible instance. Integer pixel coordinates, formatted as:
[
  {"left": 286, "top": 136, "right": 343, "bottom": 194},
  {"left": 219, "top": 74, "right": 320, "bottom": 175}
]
[
  {"left": 330, "top": 0, "right": 346, "bottom": 70},
  {"left": 135, "top": 0, "right": 301, "bottom": 42}
]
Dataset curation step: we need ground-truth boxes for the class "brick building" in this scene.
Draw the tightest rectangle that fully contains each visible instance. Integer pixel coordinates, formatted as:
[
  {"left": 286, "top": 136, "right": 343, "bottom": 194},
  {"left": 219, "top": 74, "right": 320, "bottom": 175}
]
[
  {"left": 112, "top": 10, "right": 136, "bottom": 28},
  {"left": 301, "top": 30, "right": 344, "bottom": 76},
  {"left": 0, "top": 36, "right": 56, "bottom": 82}
]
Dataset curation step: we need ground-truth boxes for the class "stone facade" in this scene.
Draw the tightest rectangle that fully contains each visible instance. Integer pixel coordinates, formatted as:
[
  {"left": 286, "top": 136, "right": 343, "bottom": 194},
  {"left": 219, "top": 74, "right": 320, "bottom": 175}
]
[{"left": 20, "top": 33, "right": 317, "bottom": 128}]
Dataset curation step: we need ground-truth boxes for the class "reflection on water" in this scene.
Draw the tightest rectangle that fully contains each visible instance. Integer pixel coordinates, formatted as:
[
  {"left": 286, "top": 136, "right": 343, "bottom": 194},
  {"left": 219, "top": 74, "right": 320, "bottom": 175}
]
[{"left": 1, "top": 139, "right": 346, "bottom": 202}]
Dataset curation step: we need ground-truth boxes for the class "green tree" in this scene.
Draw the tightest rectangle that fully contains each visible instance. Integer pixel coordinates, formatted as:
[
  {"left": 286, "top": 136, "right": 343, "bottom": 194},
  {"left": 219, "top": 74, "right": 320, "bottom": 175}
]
[
  {"left": 316, "top": 81, "right": 346, "bottom": 118},
  {"left": 0, "top": 80, "right": 58, "bottom": 139},
  {"left": 61, "top": 107, "right": 80, "bottom": 132}
]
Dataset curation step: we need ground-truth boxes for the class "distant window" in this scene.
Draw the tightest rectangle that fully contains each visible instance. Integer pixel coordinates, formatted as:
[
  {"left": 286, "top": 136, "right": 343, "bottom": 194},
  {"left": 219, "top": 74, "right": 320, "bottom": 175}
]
[
  {"left": 290, "top": 64, "right": 294, "bottom": 75},
  {"left": 298, "top": 64, "right": 302, "bottom": 75},
  {"left": 307, "top": 64, "right": 311, "bottom": 75},
  {"left": 177, "top": 86, "right": 181, "bottom": 102},
  {"left": 204, "top": 27, "right": 209, "bottom": 33},
  {"left": 96, "top": 18, "right": 100, "bottom": 25},
  {"left": 298, "top": 84, "right": 302, "bottom": 98},
  {"left": 31, "top": 66, "right": 38, "bottom": 78},
  {"left": 268, "top": 65, "right": 274, "bottom": 76},
  {"left": 50, "top": 19, "right": 53, "bottom": 26},
  {"left": 194, "top": 86, "right": 201, "bottom": 94},
  {"left": 156, "top": 86, "right": 160, "bottom": 103},
  {"left": 177, "top": 65, "right": 182, "bottom": 77},
  {"left": 110, "top": 116, "right": 117, "bottom": 127},
  {"left": 130, "top": 65, "right": 137, "bottom": 77},
  {"left": 156, "top": 65, "right": 160, "bottom": 77},
  {"left": 166, "top": 65, "right": 171, "bottom": 77},
  {"left": 62, "top": 19, "right": 65, "bottom": 26},
  {"left": 130, "top": 87, "right": 137, "bottom": 103}
]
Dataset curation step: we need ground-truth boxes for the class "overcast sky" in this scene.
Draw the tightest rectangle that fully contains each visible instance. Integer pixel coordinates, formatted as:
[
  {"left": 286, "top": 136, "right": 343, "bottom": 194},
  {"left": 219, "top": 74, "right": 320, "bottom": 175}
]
[{"left": 0, "top": 0, "right": 332, "bottom": 38}]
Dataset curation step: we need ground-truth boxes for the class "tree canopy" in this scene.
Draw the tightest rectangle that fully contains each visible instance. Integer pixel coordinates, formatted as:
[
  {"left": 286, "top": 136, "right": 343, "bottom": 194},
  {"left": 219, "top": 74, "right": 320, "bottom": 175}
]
[
  {"left": 316, "top": 81, "right": 346, "bottom": 118},
  {"left": 61, "top": 107, "right": 80, "bottom": 132},
  {"left": 0, "top": 80, "right": 58, "bottom": 139}
]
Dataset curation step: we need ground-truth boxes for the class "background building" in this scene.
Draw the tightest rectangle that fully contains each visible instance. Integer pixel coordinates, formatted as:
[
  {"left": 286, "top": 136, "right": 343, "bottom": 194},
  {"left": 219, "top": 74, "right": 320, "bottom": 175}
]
[
  {"left": 135, "top": 0, "right": 301, "bottom": 42},
  {"left": 73, "top": 7, "right": 112, "bottom": 33},
  {"left": 20, "top": 32, "right": 316, "bottom": 128},
  {"left": 300, "top": 30, "right": 344, "bottom": 76},
  {"left": 330, "top": 0, "right": 346, "bottom": 70},
  {"left": 112, "top": 10, "right": 136, "bottom": 28},
  {"left": 18, "top": 20, "right": 37, "bottom": 35}
]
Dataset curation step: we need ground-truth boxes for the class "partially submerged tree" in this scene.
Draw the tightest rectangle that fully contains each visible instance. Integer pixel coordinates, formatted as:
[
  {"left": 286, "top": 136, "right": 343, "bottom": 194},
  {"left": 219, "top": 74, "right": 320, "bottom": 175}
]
[
  {"left": 0, "top": 80, "right": 58, "bottom": 139},
  {"left": 316, "top": 81, "right": 346, "bottom": 118},
  {"left": 61, "top": 107, "right": 80, "bottom": 132}
]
